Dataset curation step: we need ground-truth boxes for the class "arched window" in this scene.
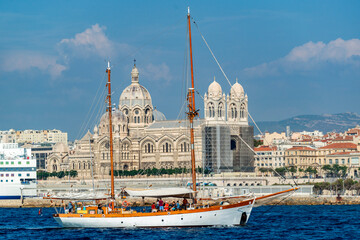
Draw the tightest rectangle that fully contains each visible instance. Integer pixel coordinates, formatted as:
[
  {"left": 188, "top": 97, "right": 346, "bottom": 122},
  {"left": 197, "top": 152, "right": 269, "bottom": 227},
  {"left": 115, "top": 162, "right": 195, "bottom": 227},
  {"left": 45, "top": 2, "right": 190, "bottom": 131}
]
[
  {"left": 134, "top": 117, "right": 137, "bottom": 123},
  {"left": 78, "top": 162, "right": 81, "bottom": 170},
  {"left": 218, "top": 103, "right": 223, "bottom": 117},
  {"left": 240, "top": 103, "right": 246, "bottom": 119},
  {"left": 88, "top": 162, "right": 91, "bottom": 169},
  {"left": 72, "top": 163, "right": 75, "bottom": 170},
  {"left": 163, "top": 142, "right": 172, "bottom": 153},
  {"left": 83, "top": 162, "right": 86, "bottom": 169},
  {"left": 181, "top": 144, "right": 183, "bottom": 152},
  {"left": 230, "top": 104, "right": 237, "bottom": 119},
  {"left": 208, "top": 103, "right": 215, "bottom": 118}
]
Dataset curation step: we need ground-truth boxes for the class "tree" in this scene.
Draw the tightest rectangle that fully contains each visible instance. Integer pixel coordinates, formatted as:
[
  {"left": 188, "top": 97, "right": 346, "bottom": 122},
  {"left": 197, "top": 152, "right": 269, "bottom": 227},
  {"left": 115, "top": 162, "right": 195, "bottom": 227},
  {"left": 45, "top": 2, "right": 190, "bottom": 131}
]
[
  {"left": 305, "top": 167, "right": 317, "bottom": 177},
  {"left": 274, "top": 167, "right": 286, "bottom": 177},
  {"left": 37, "top": 171, "right": 50, "bottom": 180},
  {"left": 57, "top": 171, "right": 65, "bottom": 179},
  {"left": 313, "top": 182, "right": 330, "bottom": 195},
  {"left": 287, "top": 166, "right": 297, "bottom": 176},
  {"left": 344, "top": 178, "right": 355, "bottom": 190},
  {"left": 331, "top": 179, "right": 344, "bottom": 194},
  {"left": 254, "top": 139, "right": 263, "bottom": 147},
  {"left": 70, "top": 170, "right": 78, "bottom": 178}
]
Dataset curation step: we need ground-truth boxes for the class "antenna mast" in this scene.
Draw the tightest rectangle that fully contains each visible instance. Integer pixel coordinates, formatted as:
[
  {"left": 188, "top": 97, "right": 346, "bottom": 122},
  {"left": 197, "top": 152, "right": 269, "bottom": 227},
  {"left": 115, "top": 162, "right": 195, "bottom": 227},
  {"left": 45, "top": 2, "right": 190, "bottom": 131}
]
[{"left": 106, "top": 61, "right": 115, "bottom": 200}]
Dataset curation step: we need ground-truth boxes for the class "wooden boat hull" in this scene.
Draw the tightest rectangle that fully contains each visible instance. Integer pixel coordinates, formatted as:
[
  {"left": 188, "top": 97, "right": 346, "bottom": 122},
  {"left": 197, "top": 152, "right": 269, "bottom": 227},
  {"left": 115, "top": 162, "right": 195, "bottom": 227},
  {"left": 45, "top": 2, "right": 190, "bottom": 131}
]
[{"left": 54, "top": 199, "right": 254, "bottom": 228}]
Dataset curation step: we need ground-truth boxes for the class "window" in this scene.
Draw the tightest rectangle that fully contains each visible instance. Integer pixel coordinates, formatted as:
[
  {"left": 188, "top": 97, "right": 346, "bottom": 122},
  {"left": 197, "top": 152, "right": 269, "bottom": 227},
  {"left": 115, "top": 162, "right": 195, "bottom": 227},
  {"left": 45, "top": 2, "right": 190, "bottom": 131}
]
[
  {"left": 27, "top": 174, "right": 30, "bottom": 177},
  {"left": 18, "top": 174, "right": 21, "bottom": 177},
  {"left": 218, "top": 103, "right": 223, "bottom": 117},
  {"left": 230, "top": 104, "right": 237, "bottom": 119},
  {"left": 163, "top": 142, "right": 172, "bottom": 153},
  {"left": 208, "top": 103, "right": 215, "bottom": 118},
  {"left": 11, "top": 174, "right": 14, "bottom": 177},
  {"left": 11, "top": 162, "right": 14, "bottom": 165},
  {"left": 240, "top": 103, "right": 246, "bottom": 119},
  {"left": 18, "top": 161, "right": 21, "bottom": 164},
  {"left": 26, "top": 161, "right": 30, "bottom": 164}
]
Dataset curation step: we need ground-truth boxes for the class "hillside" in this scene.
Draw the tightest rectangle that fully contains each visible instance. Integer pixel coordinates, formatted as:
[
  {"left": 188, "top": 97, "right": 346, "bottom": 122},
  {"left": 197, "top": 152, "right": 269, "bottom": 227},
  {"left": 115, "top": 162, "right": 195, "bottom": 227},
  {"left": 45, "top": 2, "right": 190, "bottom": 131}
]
[{"left": 252, "top": 112, "right": 360, "bottom": 134}]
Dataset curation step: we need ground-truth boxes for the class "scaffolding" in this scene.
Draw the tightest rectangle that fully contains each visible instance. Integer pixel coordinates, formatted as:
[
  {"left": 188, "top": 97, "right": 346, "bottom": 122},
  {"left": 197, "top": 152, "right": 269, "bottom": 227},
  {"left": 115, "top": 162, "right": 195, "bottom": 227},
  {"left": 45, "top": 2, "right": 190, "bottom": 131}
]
[{"left": 202, "top": 125, "right": 232, "bottom": 174}]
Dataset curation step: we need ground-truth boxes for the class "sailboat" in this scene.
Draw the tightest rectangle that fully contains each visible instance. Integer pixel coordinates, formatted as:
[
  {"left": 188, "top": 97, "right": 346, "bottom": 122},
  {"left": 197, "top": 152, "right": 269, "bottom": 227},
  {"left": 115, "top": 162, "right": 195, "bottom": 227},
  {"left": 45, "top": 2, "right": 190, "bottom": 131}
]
[{"left": 52, "top": 8, "right": 298, "bottom": 228}]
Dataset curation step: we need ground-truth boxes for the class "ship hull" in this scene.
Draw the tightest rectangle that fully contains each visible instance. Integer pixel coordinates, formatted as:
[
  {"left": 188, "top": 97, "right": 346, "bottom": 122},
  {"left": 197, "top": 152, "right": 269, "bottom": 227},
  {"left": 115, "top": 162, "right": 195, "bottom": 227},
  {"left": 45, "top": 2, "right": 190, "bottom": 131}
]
[{"left": 54, "top": 200, "right": 254, "bottom": 228}]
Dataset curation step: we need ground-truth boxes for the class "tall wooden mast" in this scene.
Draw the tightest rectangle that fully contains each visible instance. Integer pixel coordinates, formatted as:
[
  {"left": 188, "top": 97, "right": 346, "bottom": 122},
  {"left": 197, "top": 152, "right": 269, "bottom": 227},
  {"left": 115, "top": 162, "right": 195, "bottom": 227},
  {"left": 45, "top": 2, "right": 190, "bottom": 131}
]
[
  {"left": 106, "top": 61, "right": 115, "bottom": 199},
  {"left": 187, "top": 7, "right": 198, "bottom": 194}
]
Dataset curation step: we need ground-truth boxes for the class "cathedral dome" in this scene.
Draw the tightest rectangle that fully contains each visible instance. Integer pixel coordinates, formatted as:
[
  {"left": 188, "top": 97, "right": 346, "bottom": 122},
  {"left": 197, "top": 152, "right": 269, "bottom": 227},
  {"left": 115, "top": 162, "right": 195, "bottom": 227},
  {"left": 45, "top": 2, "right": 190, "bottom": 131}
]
[
  {"left": 119, "top": 65, "right": 152, "bottom": 108},
  {"left": 208, "top": 78, "right": 222, "bottom": 99},
  {"left": 230, "top": 79, "right": 244, "bottom": 99},
  {"left": 100, "top": 108, "right": 127, "bottom": 125},
  {"left": 152, "top": 108, "right": 166, "bottom": 121}
]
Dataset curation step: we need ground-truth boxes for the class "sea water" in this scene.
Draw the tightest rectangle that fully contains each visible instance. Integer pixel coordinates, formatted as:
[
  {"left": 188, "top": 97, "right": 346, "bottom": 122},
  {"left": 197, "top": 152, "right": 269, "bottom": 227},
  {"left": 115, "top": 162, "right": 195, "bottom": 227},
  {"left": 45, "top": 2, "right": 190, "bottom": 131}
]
[{"left": 0, "top": 205, "right": 358, "bottom": 240}]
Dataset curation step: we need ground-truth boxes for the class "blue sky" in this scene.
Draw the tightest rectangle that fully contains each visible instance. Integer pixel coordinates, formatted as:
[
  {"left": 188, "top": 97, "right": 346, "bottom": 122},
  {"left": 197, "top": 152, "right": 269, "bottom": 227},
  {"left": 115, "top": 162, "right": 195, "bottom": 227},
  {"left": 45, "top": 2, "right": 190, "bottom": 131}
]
[{"left": 1, "top": 0, "right": 360, "bottom": 140}]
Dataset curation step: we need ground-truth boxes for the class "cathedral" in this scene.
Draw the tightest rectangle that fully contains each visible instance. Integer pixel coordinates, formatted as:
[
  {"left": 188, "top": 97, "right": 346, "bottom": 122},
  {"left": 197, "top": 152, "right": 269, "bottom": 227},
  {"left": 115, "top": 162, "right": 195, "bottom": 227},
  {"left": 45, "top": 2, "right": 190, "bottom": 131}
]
[{"left": 47, "top": 64, "right": 254, "bottom": 179}]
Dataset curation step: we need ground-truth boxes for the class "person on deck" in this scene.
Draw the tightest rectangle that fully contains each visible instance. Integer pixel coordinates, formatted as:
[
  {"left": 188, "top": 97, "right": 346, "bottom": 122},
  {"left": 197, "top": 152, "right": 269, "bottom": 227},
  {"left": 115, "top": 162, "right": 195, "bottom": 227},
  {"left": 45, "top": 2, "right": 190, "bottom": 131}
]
[
  {"left": 171, "top": 201, "right": 176, "bottom": 211},
  {"left": 164, "top": 202, "right": 169, "bottom": 211},
  {"left": 176, "top": 201, "right": 180, "bottom": 210},
  {"left": 151, "top": 202, "right": 157, "bottom": 213},
  {"left": 156, "top": 199, "right": 159, "bottom": 210},
  {"left": 159, "top": 198, "right": 164, "bottom": 211},
  {"left": 182, "top": 198, "right": 188, "bottom": 210},
  {"left": 68, "top": 201, "right": 73, "bottom": 213}
]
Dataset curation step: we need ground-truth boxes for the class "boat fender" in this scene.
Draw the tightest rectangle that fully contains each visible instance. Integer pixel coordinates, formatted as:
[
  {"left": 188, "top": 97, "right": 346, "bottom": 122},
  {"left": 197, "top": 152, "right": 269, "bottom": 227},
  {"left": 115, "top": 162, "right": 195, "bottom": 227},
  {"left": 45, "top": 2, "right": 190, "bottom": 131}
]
[
  {"left": 102, "top": 214, "right": 105, "bottom": 218},
  {"left": 240, "top": 212, "right": 247, "bottom": 226}
]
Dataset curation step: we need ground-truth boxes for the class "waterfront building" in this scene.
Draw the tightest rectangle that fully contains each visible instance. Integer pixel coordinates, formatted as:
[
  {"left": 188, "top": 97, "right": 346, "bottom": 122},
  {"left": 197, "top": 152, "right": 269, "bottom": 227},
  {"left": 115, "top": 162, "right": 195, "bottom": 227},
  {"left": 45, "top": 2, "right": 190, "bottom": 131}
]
[
  {"left": 47, "top": 65, "right": 254, "bottom": 179},
  {"left": 254, "top": 145, "right": 286, "bottom": 176},
  {"left": 325, "top": 151, "right": 360, "bottom": 177},
  {"left": 0, "top": 129, "right": 68, "bottom": 144},
  {"left": 284, "top": 146, "right": 316, "bottom": 169},
  {"left": 284, "top": 142, "right": 360, "bottom": 177},
  {"left": 0, "top": 129, "right": 16, "bottom": 143}
]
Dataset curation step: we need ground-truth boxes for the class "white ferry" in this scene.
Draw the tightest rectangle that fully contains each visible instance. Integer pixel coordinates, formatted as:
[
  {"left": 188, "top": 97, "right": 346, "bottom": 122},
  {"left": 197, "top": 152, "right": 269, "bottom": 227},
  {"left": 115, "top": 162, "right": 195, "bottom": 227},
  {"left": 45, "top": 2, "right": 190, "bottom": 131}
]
[{"left": 0, "top": 143, "right": 37, "bottom": 199}]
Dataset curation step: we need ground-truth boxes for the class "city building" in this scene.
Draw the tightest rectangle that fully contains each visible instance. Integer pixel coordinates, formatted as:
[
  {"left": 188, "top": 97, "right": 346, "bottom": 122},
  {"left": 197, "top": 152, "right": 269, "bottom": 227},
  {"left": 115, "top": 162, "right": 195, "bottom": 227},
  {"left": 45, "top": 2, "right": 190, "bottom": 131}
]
[
  {"left": 0, "top": 129, "right": 67, "bottom": 144},
  {"left": 254, "top": 145, "right": 286, "bottom": 176}
]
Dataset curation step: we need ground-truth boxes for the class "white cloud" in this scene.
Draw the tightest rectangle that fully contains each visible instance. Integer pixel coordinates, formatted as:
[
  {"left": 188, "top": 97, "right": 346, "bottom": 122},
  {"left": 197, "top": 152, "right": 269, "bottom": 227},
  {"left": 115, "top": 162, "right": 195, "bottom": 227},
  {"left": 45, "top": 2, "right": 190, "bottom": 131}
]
[
  {"left": 0, "top": 52, "right": 66, "bottom": 78},
  {"left": 59, "top": 24, "right": 114, "bottom": 58},
  {"left": 141, "top": 63, "right": 172, "bottom": 81},
  {"left": 244, "top": 38, "right": 360, "bottom": 77}
]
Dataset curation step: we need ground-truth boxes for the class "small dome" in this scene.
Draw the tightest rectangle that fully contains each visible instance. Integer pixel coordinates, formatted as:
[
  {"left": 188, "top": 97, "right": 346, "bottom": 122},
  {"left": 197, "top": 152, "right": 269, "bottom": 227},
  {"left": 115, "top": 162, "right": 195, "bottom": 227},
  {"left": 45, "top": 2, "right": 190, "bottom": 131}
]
[
  {"left": 208, "top": 77, "right": 222, "bottom": 99},
  {"left": 230, "top": 79, "right": 244, "bottom": 99},
  {"left": 152, "top": 108, "right": 166, "bottom": 121},
  {"left": 53, "top": 142, "right": 69, "bottom": 153},
  {"left": 100, "top": 109, "right": 127, "bottom": 125},
  {"left": 119, "top": 65, "right": 152, "bottom": 108}
]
